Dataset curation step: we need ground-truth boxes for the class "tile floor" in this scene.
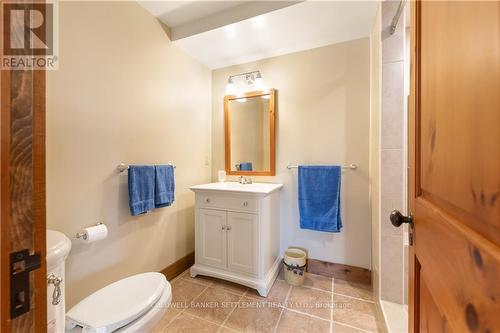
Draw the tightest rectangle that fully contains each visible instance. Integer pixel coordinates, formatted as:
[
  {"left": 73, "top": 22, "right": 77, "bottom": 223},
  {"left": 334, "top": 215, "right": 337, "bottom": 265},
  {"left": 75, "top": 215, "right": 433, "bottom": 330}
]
[{"left": 152, "top": 268, "right": 383, "bottom": 333}]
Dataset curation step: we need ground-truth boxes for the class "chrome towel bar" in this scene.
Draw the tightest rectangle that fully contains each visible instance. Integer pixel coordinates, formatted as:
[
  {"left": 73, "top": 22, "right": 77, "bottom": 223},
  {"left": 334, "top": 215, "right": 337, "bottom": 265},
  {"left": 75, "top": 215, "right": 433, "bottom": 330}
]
[
  {"left": 117, "top": 162, "right": 176, "bottom": 173},
  {"left": 286, "top": 163, "right": 357, "bottom": 170}
]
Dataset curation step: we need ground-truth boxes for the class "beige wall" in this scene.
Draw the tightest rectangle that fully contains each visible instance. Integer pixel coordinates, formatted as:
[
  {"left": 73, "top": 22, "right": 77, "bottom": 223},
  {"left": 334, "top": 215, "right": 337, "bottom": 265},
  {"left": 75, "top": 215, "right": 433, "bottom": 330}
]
[
  {"left": 46, "top": 1, "right": 211, "bottom": 307},
  {"left": 379, "top": 0, "right": 407, "bottom": 304},
  {"left": 370, "top": 5, "right": 382, "bottom": 302},
  {"left": 212, "top": 39, "right": 372, "bottom": 268}
]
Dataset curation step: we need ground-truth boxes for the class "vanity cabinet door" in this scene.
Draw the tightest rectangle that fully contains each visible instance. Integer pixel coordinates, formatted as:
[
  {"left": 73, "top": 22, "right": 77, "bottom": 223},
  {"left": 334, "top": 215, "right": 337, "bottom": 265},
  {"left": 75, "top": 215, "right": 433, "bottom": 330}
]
[
  {"left": 227, "top": 212, "right": 258, "bottom": 275},
  {"left": 198, "top": 209, "right": 227, "bottom": 269}
]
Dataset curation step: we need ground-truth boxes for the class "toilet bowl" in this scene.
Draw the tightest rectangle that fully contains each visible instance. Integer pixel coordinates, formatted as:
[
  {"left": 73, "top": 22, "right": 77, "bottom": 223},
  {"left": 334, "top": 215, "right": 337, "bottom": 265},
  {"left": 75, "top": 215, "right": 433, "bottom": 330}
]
[{"left": 46, "top": 229, "right": 172, "bottom": 333}]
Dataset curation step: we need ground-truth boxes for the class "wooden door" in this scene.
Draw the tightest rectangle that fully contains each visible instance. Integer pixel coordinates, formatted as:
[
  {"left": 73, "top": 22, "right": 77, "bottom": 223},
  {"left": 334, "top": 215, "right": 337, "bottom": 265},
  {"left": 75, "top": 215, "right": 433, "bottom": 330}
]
[
  {"left": 1, "top": 34, "right": 47, "bottom": 333},
  {"left": 409, "top": 1, "right": 499, "bottom": 332},
  {"left": 227, "top": 212, "right": 258, "bottom": 275},
  {"left": 197, "top": 209, "right": 227, "bottom": 269}
]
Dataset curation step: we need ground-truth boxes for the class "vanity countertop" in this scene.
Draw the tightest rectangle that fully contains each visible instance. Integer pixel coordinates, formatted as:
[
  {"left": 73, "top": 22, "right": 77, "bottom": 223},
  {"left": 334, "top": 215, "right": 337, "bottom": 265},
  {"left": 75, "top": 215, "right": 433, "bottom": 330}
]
[{"left": 190, "top": 182, "right": 283, "bottom": 195}]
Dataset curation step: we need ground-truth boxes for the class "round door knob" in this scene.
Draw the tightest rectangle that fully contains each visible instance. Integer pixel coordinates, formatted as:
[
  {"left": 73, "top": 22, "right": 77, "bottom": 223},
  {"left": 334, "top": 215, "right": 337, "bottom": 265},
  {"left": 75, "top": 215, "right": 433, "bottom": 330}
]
[
  {"left": 390, "top": 210, "right": 413, "bottom": 227},
  {"left": 205, "top": 198, "right": 211, "bottom": 203}
]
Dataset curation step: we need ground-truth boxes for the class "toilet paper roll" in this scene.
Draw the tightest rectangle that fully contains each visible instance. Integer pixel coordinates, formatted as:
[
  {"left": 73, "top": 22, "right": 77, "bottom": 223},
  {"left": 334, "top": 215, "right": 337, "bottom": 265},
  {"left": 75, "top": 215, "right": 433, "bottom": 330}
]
[{"left": 79, "top": 224, "right": 108, "bottom": 243}]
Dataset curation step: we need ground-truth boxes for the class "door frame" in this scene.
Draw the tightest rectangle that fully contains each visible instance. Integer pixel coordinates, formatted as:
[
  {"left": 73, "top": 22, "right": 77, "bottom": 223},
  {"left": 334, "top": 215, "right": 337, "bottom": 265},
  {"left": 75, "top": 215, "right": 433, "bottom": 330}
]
[
  {"left": 408, "top": 1, "right": 418, "bottom": 331},
  {"left": 1, "top": 7, "right": 47, "bottom": 331}
]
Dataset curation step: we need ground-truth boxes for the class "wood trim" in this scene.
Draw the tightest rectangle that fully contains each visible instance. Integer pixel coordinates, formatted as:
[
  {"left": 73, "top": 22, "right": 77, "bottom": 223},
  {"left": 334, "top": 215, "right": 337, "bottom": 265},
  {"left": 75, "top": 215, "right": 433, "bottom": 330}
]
[
  {"left": 160, "top": 252, "right": 195, "bottom": 281},
  {"left": 225, "top": 89, "right": 274, "bottom": 100},
  {"left": 0, "top": 66, "right": 11, "bottom": 333},
  {"left": 32, "top": 67, "right": 47, "bottom": 333},
  {"left": 159, "top": 253, "right": 371, "bottom": 286},
  {"left": 224, "top": 94, "right": 231, "bottom": 175},
  {"left": 408, "top": 1, "right": 420, "bottom": 332},
  {"left": 306, "top": 258, "right": 371, "bottom": 285},
  {"left": 269, "top": 89, "right": 276, "bottom": 176},
  {"left": 224, "top": 89, "right": 277, "bottom": 176}
]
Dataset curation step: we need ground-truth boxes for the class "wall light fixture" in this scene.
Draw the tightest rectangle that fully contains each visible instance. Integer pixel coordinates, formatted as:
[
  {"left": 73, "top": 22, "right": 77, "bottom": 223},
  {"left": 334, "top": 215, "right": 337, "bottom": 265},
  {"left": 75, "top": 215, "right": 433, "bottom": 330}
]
[{"left": 225, "top": 70, "right": 266, "bottom": 95}]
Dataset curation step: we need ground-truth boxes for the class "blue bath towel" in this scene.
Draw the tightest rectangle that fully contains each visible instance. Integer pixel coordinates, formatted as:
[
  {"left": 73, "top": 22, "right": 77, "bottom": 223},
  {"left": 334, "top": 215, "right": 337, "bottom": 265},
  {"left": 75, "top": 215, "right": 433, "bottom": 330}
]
[
  {"left": 128, "top": 166, "right": 156, "bottom": 216},
  {"left": 154, "top": 165, "right": 175, "bottom": 208},
  {"left": 298, "top": 165, "right": 342, "bottom": 232},
  {"left": 239, "top": 162, "right": 253, "bottom": 171}
]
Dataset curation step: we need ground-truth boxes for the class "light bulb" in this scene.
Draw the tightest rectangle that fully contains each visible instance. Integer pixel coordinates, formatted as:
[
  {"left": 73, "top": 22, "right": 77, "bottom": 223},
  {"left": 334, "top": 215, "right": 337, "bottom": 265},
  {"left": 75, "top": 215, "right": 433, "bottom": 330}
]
[
  {"left": 225, "top": 77, "right": 236, "bottom": 95},
  {"left": 235, "top": 93, "right": 247, "bottom": 102},
  {"left": 254, "top": 72, "right": 265, "bottom": 90}
]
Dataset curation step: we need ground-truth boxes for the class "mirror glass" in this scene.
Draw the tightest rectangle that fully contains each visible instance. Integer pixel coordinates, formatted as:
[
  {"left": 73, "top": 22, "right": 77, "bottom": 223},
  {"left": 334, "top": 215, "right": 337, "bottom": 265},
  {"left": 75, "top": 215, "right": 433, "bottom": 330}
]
[{"left": 225, "top": 89, "right": 275, "bottom": 175}]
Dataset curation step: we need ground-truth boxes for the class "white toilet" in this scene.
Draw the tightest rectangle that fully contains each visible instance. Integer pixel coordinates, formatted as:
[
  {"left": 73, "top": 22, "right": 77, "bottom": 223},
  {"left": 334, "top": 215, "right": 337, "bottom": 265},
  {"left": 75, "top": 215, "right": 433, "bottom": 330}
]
[
  {"left": 47, "top": 230, "right": 172, "bottom": 333},
  {"left": 47, "top": 230, "right": 72, "bottom": 333}
]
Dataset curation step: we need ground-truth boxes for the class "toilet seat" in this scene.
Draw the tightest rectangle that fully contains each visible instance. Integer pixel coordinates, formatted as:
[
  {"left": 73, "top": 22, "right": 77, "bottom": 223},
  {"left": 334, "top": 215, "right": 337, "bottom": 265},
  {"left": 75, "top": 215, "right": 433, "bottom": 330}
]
[{"left": 66, "top": 272, "right": 171, "bottom": 333}]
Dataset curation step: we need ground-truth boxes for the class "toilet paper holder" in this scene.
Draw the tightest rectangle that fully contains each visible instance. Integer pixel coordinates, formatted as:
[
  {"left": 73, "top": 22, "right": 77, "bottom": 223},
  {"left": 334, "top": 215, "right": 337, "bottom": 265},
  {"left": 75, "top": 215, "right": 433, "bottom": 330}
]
[{"left": 75, "top": 222, "right": 104, "bottom": 240}]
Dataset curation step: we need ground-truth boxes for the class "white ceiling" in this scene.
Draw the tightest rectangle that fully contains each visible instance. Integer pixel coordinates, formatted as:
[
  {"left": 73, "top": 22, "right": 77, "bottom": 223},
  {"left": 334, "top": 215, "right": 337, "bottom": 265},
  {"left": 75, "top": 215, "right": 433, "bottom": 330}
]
[
  {"left": 140, "top": 1, "right": 301, "bottom": 40},
  {"left": 140, "top": 1, "right": 378, "bottom": 69},
  {"left": 140, "top": 1, "right": 247, "bottom": 28}
]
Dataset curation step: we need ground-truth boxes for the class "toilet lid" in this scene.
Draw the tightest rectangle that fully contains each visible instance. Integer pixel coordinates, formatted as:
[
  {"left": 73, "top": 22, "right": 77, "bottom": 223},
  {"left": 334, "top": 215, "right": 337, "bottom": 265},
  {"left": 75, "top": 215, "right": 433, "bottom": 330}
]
[{"left": 66, "top": 272, "right": 167, "bottom": 333}]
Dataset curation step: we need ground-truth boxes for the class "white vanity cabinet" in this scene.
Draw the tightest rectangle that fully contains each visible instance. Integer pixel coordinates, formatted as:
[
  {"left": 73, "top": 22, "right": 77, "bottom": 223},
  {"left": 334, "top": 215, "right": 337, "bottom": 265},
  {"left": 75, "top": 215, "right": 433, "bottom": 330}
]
[{"left": 190, "top": 182, "right": 283, "bottom": 296}]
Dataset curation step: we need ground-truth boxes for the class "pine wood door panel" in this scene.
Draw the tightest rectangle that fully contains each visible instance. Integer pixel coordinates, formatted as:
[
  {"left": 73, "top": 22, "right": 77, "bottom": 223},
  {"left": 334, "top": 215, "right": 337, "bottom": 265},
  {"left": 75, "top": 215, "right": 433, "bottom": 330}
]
[
  {"left": 419, "top": 0, "right": 500, "bottom": 243},
  {"left": 410, "top": 1, "right": 500, "bottom": 332},
  {"left": 414, "top": 198, "right": 500, "bottom": 332},
  {"left": 418, "top": 273, "right": 450, "bottom": 333}
]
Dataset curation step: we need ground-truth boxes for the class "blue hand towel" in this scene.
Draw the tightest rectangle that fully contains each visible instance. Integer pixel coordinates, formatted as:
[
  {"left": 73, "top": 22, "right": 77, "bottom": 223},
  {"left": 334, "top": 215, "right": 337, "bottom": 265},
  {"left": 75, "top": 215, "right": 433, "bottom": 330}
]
[
  {"left": 298, "top": 165, "right": 342, "bottom": 233},
  {"left": 154, "top": 165, "right": 175, "bottom": 208},
  {"left": 239, "top": 162, "right": 253, "bottom": 171},
  {"left": 128, "top": 166, "right": 156, "bottom": 216}
]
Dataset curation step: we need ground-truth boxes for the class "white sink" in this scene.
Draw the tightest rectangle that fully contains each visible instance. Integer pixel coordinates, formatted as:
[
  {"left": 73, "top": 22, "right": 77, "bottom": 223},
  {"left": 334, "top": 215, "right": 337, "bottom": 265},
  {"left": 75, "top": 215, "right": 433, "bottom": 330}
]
[{"left": 190, "top": 182, "right": 283, "bottom": 195}]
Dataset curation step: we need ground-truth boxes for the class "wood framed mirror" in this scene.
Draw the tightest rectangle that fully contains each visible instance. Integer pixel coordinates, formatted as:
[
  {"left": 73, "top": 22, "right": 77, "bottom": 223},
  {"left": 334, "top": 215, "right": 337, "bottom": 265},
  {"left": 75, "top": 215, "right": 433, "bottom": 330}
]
[{"left": 224, "top": 89, "right": 276, "bottom": 176}]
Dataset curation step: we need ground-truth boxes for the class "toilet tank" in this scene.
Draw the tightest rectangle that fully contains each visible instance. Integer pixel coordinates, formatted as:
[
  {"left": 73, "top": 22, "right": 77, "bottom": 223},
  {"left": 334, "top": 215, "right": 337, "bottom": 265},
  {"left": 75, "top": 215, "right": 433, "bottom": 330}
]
[{"left": 47, "top": 230, "right": 71, "bottom": 333}]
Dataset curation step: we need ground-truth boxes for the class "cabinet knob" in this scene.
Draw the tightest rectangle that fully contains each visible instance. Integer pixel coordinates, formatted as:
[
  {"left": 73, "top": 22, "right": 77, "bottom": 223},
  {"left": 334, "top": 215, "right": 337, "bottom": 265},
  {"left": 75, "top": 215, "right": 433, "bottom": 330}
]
[
  {"left": 243, "top": 201, "right": 248, "bottom": 207},
  {"left": 226, "top": 226, "right": 232, "bottom": 231},
  {"left": 205, "top": 198, "right": 211, "bottom": 203},
  {"left": 221, "top": 225, "right": 226, "bottom": 230}
]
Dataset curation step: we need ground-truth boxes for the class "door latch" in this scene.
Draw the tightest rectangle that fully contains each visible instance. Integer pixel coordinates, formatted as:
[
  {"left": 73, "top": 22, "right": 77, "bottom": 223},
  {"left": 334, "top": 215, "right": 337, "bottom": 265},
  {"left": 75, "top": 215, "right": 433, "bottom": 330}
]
[{"left": 10, "top": 249, "right": 41, "bottom": 318}]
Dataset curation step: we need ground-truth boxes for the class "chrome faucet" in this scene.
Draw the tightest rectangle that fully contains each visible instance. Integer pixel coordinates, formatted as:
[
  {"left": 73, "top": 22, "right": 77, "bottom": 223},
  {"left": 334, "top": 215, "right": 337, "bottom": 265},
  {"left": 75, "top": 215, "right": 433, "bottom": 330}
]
[{"left": 238, "top": 176, "right": 253, "bottom": 184}]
